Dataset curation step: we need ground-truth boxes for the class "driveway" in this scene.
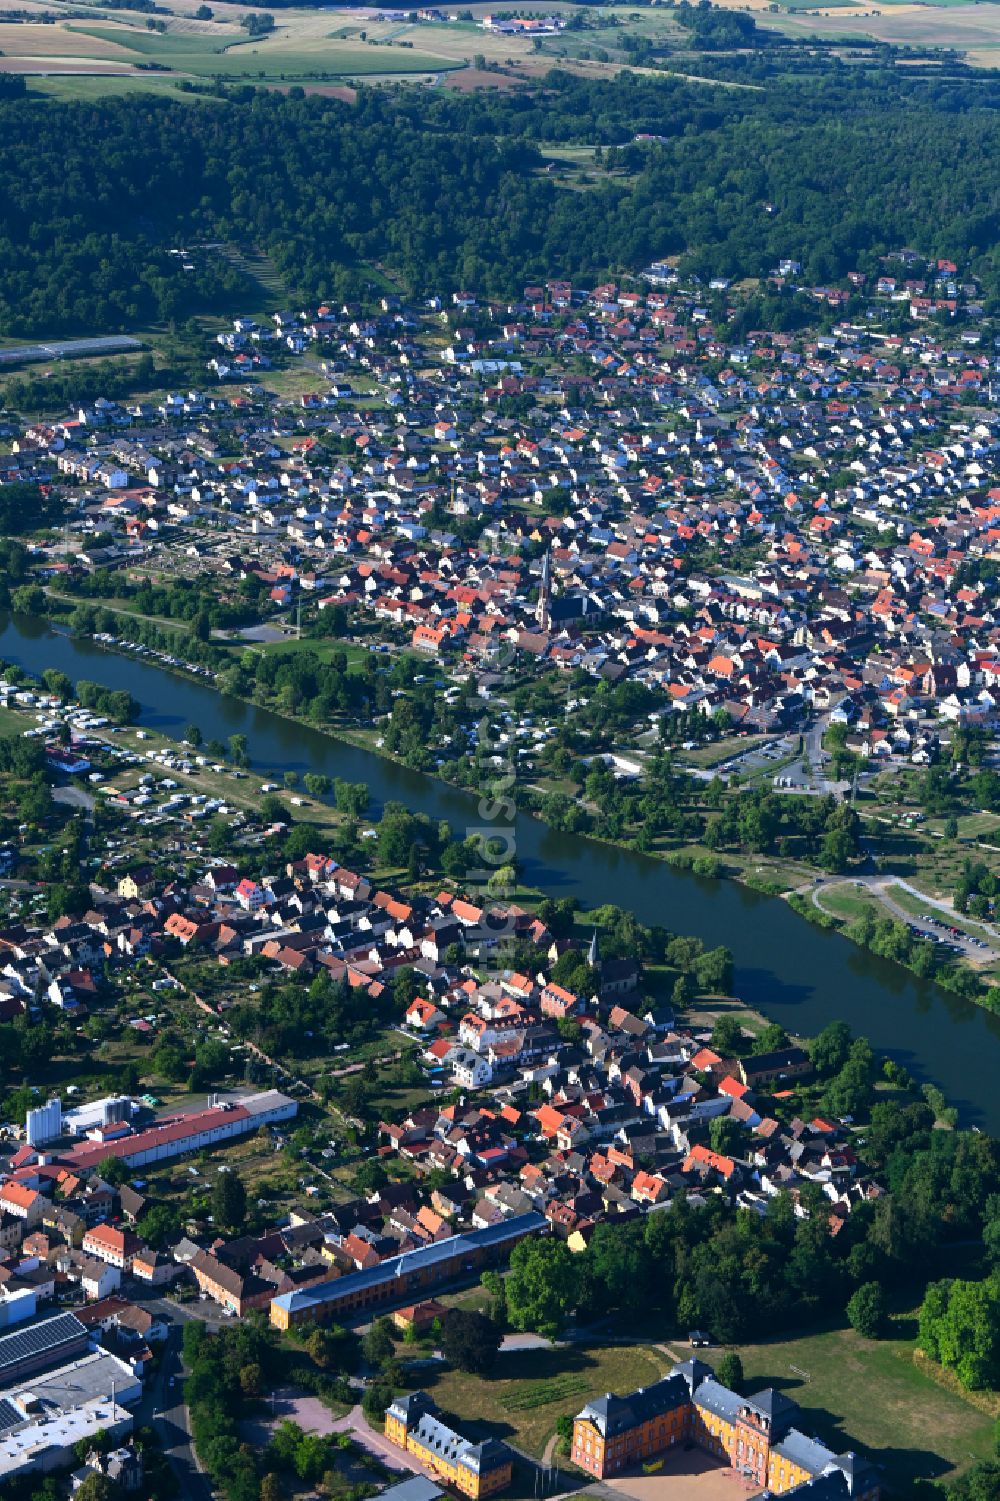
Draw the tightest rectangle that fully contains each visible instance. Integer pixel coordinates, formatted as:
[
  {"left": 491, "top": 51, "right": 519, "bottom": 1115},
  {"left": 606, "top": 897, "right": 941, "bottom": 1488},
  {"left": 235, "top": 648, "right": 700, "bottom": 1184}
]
[
  {"left": 603, "top": 1448, "right": 734, "bottom": 1501},
  {"left": 244, "top": 1396, "right": 429, "bottom": 1477},
  {"left": 501, "top": 1333, "right": 553, "bottom": 1352}
]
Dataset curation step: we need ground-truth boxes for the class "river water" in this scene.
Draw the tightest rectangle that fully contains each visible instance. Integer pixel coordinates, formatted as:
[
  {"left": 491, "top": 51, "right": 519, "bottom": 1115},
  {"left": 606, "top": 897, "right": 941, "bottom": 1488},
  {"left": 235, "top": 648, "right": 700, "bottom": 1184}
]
[{"left": 4, "top": 612, "right": 998, "bottom": 1128}]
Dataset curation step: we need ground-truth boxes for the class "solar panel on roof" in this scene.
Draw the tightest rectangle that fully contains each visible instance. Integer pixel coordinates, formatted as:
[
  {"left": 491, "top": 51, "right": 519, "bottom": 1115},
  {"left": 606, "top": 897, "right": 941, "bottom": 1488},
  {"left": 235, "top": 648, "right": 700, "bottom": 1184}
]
[
  {"left": 0, "top": 1397, "right": 22, "bottom": 1434},
  {"left": 0, "top": 1313, "right": 88, "bottom": 1375}
]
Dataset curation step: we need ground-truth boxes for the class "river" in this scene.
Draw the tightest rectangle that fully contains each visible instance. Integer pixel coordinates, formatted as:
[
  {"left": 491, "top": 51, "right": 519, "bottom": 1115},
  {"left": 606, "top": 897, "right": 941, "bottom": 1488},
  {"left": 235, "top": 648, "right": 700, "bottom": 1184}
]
[{"left": 4, "top": 611, "right": 999, "bottom": 1128}]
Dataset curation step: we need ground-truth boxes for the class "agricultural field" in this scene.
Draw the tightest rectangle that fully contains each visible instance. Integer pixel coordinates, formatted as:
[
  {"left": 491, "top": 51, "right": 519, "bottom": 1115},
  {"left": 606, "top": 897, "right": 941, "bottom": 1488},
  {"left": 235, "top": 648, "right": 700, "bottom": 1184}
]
[
  {"left": 0, "top": 6, "right": 532, "bottom": 94},
  {"left": 758, "top": 0, "right": 1000, "bottom": 59},
  {"left": 2, "top": 0, "right": 997, "bottom": 98}
]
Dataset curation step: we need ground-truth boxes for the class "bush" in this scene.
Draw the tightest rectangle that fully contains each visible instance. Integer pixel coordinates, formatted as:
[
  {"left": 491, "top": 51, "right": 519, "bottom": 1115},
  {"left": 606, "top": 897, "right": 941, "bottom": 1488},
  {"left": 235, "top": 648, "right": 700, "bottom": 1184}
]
[
  {"left": 716, "top": 1352, "right": 744, "bottom": 1393},
  {"left": 846, "top": 1282, "right": 886, "bottom": 1339},
  {"left": 361, "top": 1379, "right": 394, "bottom": 1423}
]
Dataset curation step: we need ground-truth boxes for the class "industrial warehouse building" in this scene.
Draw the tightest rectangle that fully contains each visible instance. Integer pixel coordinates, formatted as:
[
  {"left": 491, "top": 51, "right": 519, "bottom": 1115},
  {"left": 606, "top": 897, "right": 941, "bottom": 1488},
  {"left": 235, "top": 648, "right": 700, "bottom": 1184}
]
[
  {"left": 0, "top": 1313, "right": 91, "bottom": 1389},
  {"left": 62, "top": 1089, "right": 297, "bottom": 1173},
  {"left": 0, "top": 1316, "right": 139, "bottom": 1480}
]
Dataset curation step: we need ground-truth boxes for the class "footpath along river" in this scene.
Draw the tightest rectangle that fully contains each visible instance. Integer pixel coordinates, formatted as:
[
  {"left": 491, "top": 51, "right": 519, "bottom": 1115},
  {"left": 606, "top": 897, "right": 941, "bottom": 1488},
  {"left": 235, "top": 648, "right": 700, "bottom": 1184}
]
[{"left": 4, "top": 611, "right": 999, "bottom": 1128}]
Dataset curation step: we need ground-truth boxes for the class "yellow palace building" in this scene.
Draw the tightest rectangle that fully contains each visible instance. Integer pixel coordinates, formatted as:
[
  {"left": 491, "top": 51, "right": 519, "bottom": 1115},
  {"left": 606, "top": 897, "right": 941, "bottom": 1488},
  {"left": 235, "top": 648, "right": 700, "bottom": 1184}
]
[
  {"left": 385, "top": 1392, "right": 513, "bottom": 1499},
  {"left": 571, "top": 1360, "right": 879, "bottom": 1499}
]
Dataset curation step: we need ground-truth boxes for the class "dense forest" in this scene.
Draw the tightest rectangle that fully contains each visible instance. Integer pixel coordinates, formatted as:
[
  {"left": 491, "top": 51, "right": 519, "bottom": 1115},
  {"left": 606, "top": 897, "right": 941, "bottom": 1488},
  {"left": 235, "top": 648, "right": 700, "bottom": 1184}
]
[{"left": 2, "top": 61, "right": 1000, "bottom": 335}]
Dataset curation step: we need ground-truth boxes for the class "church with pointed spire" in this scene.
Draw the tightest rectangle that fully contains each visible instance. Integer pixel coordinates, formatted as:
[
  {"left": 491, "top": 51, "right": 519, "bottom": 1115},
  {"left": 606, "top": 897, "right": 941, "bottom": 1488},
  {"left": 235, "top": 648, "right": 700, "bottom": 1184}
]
[{"left": 535, "top": 548, "right": 552, "bottom": 632}]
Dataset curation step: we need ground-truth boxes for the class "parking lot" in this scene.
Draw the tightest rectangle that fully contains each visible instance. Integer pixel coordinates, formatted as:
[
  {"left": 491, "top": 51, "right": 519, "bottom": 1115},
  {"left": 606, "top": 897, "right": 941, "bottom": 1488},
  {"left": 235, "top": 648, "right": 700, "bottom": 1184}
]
[{"left": 718, "top": 734, "right": 798, "bottom": 781}]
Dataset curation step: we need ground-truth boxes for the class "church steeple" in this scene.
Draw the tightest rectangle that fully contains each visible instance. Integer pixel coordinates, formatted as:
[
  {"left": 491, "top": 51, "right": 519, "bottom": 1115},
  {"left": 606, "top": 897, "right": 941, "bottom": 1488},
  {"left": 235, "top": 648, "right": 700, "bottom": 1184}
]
[
  {"left": 587, "top": 927, "right": 600, "bottom": 969},
  {"left": 536, "top": 548, "right": 552, "bottom": 632}
]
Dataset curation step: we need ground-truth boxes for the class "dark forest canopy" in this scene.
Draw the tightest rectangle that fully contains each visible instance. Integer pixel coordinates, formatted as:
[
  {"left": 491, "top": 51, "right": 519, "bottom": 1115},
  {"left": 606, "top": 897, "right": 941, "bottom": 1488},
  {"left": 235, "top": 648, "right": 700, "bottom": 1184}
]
[{"left": 3, "top": 64, "right": 1000, "bottom": 336}]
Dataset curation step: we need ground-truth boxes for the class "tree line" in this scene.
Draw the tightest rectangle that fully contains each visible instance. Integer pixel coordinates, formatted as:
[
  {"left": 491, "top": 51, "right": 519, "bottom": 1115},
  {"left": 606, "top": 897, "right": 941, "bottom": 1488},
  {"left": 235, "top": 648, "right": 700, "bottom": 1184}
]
[
  {"left": 484, "top": 1021, "right": 1000, "bottom": 1356},
  {"left": 5, "top": 64, "right": 1000, "bottom": 335}
]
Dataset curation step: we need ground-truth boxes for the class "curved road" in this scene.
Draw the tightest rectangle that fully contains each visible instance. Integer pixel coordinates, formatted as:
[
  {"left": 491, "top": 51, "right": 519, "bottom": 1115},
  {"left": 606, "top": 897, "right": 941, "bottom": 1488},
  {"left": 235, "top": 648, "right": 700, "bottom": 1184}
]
[{"left": 811, "top": 874, "right": 1000, "bottom": 966}]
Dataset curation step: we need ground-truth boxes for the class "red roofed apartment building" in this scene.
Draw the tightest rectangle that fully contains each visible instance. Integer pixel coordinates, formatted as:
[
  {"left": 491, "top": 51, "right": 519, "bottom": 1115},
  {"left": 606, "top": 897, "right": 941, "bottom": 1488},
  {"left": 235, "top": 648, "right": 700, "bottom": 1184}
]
[
  {"left": 0, "top": 1181, "right": 44, "bottom": 1226},
  {"left": 82, "top": 1224, "right": 143, "bottom": 1270}
]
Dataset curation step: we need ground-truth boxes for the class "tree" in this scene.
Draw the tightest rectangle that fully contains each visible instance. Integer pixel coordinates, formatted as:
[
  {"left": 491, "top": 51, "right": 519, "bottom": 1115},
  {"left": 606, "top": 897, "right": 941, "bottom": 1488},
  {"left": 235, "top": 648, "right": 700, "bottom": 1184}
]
[
  {"left": 11, "top": 583, "right": 44, "bottom": 614},
  {"left": 153, "top": 1041, "right": 188, "bottom": 1083},
  {"left": 138, "top": 1202, "right": 182, "bottom": 1249},
  {"left": 710, "top": 1015, "right": 743, "bottom": 1055},
  {"left": 506, "top": 1237, "right": 578, "bottom": 1337},
  {"left": 228, "top": 734, "right": 250, "bottom": 768},
  {"left": 42, "top": 668, "right": 72, "bottom": 701},
  {"left": 306, "top": 1326, "right": 347, "bottom": 1370},
  {"left": 822, "top": 1036, "right": 877, "bottom": 1119},
  {"left": 361, "top": 1318, "right": 395, "bottom": 1369},
  {"left": 260, "top": 793, "right": 286, "bottom": 825},
  {"left": 304, "top": 773, "right": 332, "bottom": 798},
  {"left": 47, "top": 880, "right": 91, "bottom": 922},
  {"left": 919, "top": 1275, "right": 1000, "bottom": 1390},
  {"left": 441, "top": 1309, "right": 502, "bottom": 1374},
  {"left": 820, "top": 826, "right": 853, "bottom": 874},
  {"left": 846, "top": 1281, "right": 886, "bottom": 1339},
  {"left": 555, "top": 1413, "right": 574, "bottom": 1454},
  {"left": 673, "top": 973, "right": 694, "bottom": 1008},
  {"left": 983, "top": 1196, "right": 1000, "bottom": 1266},
  {"left": 97, "top": 1156, "right": 132, "bottom": 1187},
  {"left": 947, "top": 1461, "right": 1000, "bottom": 1501},
  {"left": 260, "top": 1475, "right": 283, "bottom": 1501},
  {"left": 211, "top": 1170, "right": 246, "bottom": 1231},
  {"left": 753, "top": 1022, "right": 790, "bottom": 1056},
  {"left": 362, "top": 1379, "right": 393, "bottom": 1422},
  {"left": 810, "top": 1020, "right": 852, "bottom": 1077},
  {"left": 709, "top": 1115, "right": 745, "bottom": 1159},
  {"left": 74, "top": 1476, "right": 114, "bottom": 1501},
  {"left": 695, "top": 946, "right": 733, "bottom": 994},
  {"left": 716, "top": 1351, "right": 744, "bottom": 1393},
  {"left": 353, "top": 1159, "right": 388, "bottom": 1196}
]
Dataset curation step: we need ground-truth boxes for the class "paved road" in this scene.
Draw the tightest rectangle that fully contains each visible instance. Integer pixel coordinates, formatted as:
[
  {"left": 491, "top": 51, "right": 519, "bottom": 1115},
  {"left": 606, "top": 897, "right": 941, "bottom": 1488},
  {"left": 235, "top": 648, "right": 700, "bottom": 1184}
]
[
  {"left": 145, "top": 1293, "right": 227, "bottom": 1332},
  {"left": 810, "top": 875, "right": 998, "bottom": 964},
  {"left": 330, "top": 1403, "right": 430, "bottom": 1475},
  {"left": 145, "top": 1323, "right": 217, "bottom": 1501},
  {"left": 781, "top": 712, "right": 846, "bottom": 794}
]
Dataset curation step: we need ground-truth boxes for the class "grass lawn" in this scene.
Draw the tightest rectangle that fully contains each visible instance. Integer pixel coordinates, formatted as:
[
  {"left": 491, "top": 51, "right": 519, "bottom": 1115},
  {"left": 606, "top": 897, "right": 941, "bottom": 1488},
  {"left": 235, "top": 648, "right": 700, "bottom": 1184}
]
[
  {"left": 871, "top": 819, "right": 1000, "bottom": 897},
  {"left": 700, "top": 1321, "right": 996, "bottom": 1489},
  {"left": 926, "top": 811, "right": 1000, "bottom": 842},
  {"left": 27, "top": 74, "right": 203, "bottom": 104},
  {"left": 420, "top": 1343, "right": 668, "bottom": 1458},
  {"left": 247, "top": 636, "right": 376, "bottom": 669},
  {"left": 814, "top": 882, "right": 883, "bottom": 923},
  {"left": 65, "top": 716, "right": 355, "bottom": 833},
  {"left": 0, "top": 706, "right": 29, "bottom": 738},
  {"left": 679, "top": 736, "right": 769, "bottom": 770}
]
